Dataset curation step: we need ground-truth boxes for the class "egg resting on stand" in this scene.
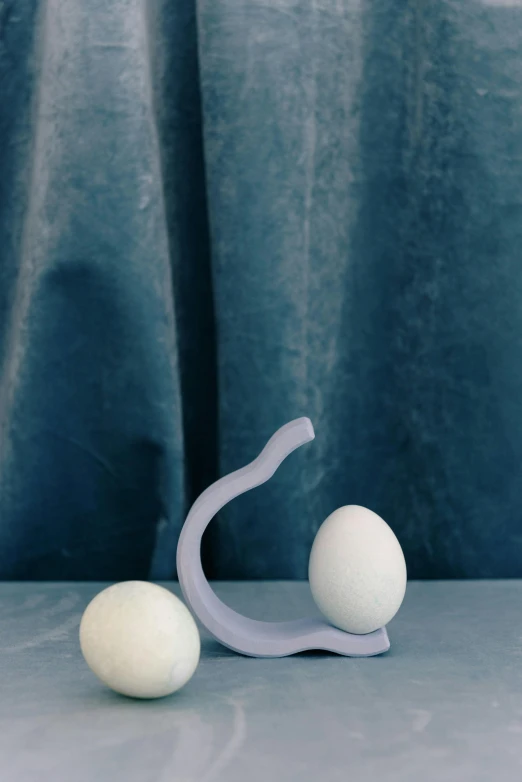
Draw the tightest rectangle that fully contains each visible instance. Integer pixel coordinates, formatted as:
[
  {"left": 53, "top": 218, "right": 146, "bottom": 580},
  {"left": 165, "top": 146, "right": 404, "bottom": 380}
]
[{"left": 309, "top": 505, "right": 407, "bottom": 634}]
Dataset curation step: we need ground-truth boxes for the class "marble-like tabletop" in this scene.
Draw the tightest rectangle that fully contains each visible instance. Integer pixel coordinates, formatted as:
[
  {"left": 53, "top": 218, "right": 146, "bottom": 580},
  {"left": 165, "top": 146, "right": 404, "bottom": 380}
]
[{"left": 1, "top": 580, "right": 521, "bottom": 781}]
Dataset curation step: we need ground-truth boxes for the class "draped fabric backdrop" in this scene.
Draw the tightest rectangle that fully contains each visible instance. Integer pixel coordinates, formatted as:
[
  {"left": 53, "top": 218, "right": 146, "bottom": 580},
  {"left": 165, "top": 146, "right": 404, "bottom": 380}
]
[{"left": 1, "top": 0, "right": 521, "bottom": 580}]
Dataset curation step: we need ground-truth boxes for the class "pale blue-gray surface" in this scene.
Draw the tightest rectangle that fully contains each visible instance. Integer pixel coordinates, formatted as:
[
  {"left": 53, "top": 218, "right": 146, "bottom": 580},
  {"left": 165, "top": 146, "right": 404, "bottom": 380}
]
[
  {"left": 2, "top": 1, "right": 522, "bottom": 579},
  {"left": 1, "top": 581, "right": 522, "bottom": 781}
]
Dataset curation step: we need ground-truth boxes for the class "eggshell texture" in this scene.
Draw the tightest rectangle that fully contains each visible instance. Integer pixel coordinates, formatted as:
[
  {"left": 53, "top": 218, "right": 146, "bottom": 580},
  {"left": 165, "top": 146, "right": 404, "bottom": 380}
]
[
  {"left": 80, "top": 581, "right": 200, "bottom": 699},
  {"left": 309, "top": 505, "right": 407, "bottom": 634}
]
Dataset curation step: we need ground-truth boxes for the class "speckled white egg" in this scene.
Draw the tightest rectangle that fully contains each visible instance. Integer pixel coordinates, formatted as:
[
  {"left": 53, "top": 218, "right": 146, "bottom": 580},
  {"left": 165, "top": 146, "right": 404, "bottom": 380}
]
[
  {"left": 79, "top": 581, "right": 200, "bottom": 699},
  {"left": 309, "top": 505, "right": 407, "bottom": 634}
]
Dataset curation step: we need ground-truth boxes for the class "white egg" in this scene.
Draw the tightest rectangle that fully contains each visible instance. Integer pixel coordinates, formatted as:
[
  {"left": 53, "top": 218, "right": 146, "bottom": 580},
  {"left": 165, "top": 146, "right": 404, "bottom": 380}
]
[
  {"left": 79, "top": 581, "right": 200, "bottom": 699},
  {"left": 309, "top": 505, "right": 407, "bottom": 634}
]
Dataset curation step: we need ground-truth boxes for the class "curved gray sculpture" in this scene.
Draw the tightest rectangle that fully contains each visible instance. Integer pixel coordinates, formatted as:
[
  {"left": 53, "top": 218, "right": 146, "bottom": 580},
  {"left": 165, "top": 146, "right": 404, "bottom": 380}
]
[{"left": 176, "top": 418, "right": 390, "bottom": 657}]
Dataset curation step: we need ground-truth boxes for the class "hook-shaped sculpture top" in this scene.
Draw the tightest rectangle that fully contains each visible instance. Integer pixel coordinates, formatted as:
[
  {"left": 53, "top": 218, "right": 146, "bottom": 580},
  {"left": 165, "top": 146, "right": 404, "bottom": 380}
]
[{"left": 176, "top": 418, "right": 390, "bottom": 657}]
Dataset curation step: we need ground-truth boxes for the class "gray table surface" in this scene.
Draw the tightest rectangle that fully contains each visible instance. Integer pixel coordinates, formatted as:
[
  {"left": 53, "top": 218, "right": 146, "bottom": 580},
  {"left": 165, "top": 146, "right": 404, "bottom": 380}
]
[{"left": 1, "top": 580, "right": 522, "bottom": 782}]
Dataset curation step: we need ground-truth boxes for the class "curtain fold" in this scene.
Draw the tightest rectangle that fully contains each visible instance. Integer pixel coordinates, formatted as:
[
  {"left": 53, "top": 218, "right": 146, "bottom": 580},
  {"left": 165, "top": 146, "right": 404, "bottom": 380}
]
[{"left": 1, "top": 0, "right": 522, "bottom": 579}]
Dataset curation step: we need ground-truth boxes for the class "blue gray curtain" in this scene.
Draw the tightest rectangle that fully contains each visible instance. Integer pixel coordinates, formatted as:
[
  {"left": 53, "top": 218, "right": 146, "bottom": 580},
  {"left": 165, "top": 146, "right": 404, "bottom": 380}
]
[{"left": 1, "top": 0, "right": 522, "bottom": 580}]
